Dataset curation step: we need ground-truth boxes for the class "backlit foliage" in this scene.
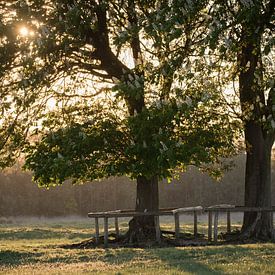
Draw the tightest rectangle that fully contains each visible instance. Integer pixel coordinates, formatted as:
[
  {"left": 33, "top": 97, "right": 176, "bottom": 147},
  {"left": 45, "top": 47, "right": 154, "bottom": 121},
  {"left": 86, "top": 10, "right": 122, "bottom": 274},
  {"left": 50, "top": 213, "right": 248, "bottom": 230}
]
[{"left": 0, "top": 0, "right": 241, "bottom": 186}]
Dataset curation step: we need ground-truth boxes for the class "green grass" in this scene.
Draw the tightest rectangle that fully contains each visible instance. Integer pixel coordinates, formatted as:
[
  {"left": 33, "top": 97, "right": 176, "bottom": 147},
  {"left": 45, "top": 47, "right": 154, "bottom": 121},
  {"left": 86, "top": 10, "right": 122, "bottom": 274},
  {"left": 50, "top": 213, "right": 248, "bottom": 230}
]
[{"left": 0, "top": 218, "right": 275, "bottom": 274}]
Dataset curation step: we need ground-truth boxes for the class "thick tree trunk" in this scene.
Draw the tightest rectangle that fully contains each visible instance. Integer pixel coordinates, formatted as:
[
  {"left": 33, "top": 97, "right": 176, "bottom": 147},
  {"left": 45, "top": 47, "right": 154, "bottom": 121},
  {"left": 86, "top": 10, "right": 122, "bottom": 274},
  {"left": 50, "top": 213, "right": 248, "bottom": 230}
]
[
  {"left": 125, "top": 175, "right": 159, "bottom": 243},
  {"left": 93, "top": 1, "right": 160, "bottom": 244},
  {"left": 241, "top": 122, "right": 273, "bottom": 240},
  {"left": 238, "top": 22, "right": 274, "bottom": 239}
]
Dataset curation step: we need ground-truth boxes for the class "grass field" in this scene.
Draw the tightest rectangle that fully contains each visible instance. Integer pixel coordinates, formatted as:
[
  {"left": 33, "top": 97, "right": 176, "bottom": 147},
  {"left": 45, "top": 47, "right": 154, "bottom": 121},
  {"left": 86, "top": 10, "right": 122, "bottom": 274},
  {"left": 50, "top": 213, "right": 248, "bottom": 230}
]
[{"left": 0, "top": 216, "right": 275, "bottom": 274}]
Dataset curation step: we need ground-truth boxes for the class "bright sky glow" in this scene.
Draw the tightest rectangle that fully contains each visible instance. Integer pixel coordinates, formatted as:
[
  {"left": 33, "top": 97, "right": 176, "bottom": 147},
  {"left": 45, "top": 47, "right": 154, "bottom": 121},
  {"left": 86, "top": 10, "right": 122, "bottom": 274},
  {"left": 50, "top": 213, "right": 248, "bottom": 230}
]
[
  {"left": 19, "top": 26, "right": 34, "bottom": 37},
  {"left": 19, "top": 26, "right": 29, "bottom": 36}
]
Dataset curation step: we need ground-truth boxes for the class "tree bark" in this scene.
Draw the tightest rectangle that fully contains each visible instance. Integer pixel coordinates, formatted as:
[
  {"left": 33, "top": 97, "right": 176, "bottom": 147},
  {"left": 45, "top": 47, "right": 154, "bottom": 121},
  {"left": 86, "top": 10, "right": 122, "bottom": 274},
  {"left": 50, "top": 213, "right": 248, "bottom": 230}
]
[
  {"left": 90, "top": 2, "right": 160, "bottom": 244},
  {"left": 125, "top": 175, "right": 159, "bottom": 243},
  {"left": 121, "top": 1, "right": 161, "bottom": 243},
  {"left": 241, "top": 122, "right": 273, "bottom": 239},
  {"left": 238, "top": 22, "right": 274, "bottom": 239}
]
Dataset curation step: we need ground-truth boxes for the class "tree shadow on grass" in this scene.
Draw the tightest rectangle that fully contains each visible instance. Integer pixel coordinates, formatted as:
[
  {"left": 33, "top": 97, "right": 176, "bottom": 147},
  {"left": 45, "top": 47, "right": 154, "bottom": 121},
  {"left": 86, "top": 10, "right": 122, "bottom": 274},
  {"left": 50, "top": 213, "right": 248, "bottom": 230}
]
[
  {"left": 97, "top": 247, "right": 222, "bottom": 274},
  {"left": 98, "top": 246, "right": 222, "bottom": 274},
  {"left": 153, "top": 248, "right": 223, "bottom": 275},
  {"left": 149, "top": 245, "right": 267, "bottom": 274},
  {"left": 0, "top": 250, "right": 41, "bottom": 266},
  {"left": 0, "top": 228, "right": 91, "bottom": 240}
]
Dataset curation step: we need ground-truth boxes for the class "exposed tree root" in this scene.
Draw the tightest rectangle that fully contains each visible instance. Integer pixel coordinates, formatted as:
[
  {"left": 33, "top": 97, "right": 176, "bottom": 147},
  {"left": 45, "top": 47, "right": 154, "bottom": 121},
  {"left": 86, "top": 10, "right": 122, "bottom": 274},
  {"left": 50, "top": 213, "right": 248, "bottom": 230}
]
[
  {"left": 60, "top": 230, "right": 207, "bottom": 249},
  {"left": 220, "top": 213, "right": 275, "bottom": 243},
  {"left": 122, "top": 218, "right": 157, "bottom": 245}
]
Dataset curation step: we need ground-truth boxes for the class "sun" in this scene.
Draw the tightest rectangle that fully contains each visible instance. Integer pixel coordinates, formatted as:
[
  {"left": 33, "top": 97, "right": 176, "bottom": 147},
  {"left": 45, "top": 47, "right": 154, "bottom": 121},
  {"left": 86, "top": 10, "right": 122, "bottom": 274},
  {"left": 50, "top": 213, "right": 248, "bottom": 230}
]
[
  {"left": 19, "top": 26, "right": 29, "bottom": 36},
  {"left": 18, "top": 26, "right": 34, "bottom": 37}
]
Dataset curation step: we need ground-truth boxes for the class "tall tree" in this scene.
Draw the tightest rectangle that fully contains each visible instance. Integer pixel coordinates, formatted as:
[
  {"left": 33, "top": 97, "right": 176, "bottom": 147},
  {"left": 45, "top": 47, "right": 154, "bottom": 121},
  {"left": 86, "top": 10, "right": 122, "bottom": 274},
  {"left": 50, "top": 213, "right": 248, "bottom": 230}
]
[
  {"left": 0, "top": 0, "right": 238, "bottom": 242},
  {"left": 206, "top": 0, "right": 275, "bottom": 239}
]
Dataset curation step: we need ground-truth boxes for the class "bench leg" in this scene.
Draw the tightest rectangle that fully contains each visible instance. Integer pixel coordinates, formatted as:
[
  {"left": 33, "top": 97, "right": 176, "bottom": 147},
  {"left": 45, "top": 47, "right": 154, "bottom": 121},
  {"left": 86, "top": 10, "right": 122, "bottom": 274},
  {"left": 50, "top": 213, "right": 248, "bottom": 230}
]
[
  {"left": 95, "top": 217, "right": 99, "bottom": 244},
  {"left": 194, "top": 211, "right": 198, "bottom": 237},
  {"left": 115, "top": 217, "right": 119, "bottom": 238},
  {"left": 213, "top": 212, "right": 219, "bottom": 243},
  {"left": 271, "top": 212, "right": 274, "bottom": 241},
  {"left": 227, "top": 211, "right": 231, "bottom": 233},
  {"left": 104, "top": 217, "right": 108, "bottom": 248},
  {"left": 174, "top": 213, "right": 180, "bottom": 240},
  {"left": 155, "top": 216, "right": 161, "bottom": 244},
  {"left": 208, "top": 211, "right": 212, "bottom": 241}
]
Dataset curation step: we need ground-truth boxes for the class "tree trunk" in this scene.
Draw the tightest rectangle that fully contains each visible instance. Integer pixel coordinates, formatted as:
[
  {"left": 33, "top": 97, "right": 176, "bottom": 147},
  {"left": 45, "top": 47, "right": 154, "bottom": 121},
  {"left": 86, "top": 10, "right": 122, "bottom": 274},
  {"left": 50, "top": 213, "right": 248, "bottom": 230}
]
[
  {"left": 125, "top": 175, "right": 159, "bottom": 243},
  {"left": 241, "top": 122, "right": 273, "bottom": 240},
  {"left": 238, "top": 23, "right": 274, "bottom": 239}
]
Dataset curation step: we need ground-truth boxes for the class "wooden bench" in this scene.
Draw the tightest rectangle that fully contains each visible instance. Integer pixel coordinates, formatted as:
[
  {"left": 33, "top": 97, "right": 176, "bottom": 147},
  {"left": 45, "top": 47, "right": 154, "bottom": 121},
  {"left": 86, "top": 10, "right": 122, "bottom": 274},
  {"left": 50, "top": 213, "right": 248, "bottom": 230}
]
[
  {"left": 88, "top": 205, "right": 275, "bottom": 246},
  {"left": 88, "top": 206, "right": 203, "bottom": 247},
  {"left": 172, "top": 206, "right": 203, "bottom": 240},
  {"left": 205, "top": 205, "right": 275, "bottom": 243}
]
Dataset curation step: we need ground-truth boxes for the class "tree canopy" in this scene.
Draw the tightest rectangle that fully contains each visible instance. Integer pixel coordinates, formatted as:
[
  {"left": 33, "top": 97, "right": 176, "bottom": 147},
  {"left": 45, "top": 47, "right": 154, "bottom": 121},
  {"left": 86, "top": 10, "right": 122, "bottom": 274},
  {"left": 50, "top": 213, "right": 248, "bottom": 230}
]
[
  {"left": 0, "top": 0, "right": 239, "bottom": 187},
  {"left": 205, "top": 0, "right": 275, "bottom": 128}
]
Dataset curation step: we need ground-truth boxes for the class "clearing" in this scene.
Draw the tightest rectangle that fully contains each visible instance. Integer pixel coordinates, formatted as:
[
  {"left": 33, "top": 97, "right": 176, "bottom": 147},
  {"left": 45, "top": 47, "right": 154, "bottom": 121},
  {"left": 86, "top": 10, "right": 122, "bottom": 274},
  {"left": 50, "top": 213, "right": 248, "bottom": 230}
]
[{"left": 0, "top": 215, "right": 275, "bottom": 274}]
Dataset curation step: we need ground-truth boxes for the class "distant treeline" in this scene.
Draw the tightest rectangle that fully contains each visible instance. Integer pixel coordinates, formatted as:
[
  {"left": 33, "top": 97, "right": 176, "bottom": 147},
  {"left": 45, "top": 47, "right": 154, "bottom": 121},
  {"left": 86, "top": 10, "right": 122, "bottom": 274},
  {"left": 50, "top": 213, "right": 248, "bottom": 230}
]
[{"left": 0, "top": 154, "right": 275, "bottom": 217}]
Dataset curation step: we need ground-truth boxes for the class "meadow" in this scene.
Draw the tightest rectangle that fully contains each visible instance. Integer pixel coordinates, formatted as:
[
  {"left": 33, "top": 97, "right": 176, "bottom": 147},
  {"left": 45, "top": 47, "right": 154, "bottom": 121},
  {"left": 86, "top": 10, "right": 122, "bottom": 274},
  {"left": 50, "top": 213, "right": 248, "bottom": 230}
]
[{"left": 0, "top": 216, "right": 275, "bottom": 275}]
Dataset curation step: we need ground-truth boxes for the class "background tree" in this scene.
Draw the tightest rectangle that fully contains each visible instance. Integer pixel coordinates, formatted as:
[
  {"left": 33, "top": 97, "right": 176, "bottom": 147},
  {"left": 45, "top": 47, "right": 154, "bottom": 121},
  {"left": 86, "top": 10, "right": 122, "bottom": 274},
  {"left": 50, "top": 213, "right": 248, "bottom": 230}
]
[
  {"left": 0, "top": 0, "right": 239, "bottom": 242},
  {"left": 206, "top": 0, "right": 275, "bottom": 239}
]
